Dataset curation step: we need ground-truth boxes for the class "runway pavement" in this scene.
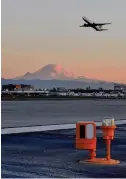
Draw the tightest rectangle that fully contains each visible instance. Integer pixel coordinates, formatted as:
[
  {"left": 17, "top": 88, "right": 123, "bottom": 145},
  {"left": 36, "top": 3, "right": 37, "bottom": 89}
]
[{"left": 1, "top": 124, "right": 126, "bottom": 178}]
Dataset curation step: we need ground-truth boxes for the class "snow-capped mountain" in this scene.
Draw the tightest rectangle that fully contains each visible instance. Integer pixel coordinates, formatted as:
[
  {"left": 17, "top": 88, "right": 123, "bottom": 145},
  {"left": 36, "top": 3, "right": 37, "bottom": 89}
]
[
  {"left": 2, "top": 64, "right": 115, "bottom": 89},
  {"left": 14, "top": 64, "right": 77, "bottom": 80},
  {"left": 14, "top": 64, "right": 109, "bottom": 85}
]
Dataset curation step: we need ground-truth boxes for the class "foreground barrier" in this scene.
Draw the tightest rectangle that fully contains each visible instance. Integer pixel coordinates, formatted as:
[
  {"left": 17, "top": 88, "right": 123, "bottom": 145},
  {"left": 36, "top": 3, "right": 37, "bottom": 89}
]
[{"left": 75, "top": 118, "right": 120, "bottom": 165}]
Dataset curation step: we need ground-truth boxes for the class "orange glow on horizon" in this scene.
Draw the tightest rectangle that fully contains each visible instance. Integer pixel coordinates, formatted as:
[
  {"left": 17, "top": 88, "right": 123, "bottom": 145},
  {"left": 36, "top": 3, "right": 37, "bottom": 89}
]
[{"left": 2, "top": 38, "right": 126, "bottom": 83}]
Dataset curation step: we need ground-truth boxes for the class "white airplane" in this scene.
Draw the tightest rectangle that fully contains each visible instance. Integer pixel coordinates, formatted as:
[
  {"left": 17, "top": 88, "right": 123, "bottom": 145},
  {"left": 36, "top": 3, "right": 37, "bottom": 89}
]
[{"left": 80, "top": 16, "right": 111, "bottom": 31}]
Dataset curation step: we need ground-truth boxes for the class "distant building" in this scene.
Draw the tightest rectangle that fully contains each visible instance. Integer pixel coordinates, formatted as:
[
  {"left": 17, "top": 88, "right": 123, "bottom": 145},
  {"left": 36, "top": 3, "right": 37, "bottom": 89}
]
[
  {"left": 2, "top": 84, "right": 34, "bottom": 91},
  {"left": 21, "top": 84, "right": 34, "bottom": 91},
  {"left": 114, "top": 83, "right": 126, "bottom": 92},
  {"left": 2, "top": 84, "right": 16, "bottom": 91},
  {"left": 56, "top": 87, "right": 68, "bottom": 92}
]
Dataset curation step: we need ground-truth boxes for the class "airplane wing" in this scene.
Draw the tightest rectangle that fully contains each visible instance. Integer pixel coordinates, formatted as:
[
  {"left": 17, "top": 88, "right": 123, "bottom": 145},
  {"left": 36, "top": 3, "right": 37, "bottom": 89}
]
[
  {"left": 100, "top": 29, "right": 108, "bottom": 31},
  {"left": 95, "top": 23, "right": 111, "bottom": 25}
]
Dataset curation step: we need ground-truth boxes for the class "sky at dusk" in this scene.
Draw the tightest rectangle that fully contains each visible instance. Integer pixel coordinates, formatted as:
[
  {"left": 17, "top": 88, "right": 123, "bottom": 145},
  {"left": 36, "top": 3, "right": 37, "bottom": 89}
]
[{"left": 1, "top": 0, "right": 126, "bottom": 82}]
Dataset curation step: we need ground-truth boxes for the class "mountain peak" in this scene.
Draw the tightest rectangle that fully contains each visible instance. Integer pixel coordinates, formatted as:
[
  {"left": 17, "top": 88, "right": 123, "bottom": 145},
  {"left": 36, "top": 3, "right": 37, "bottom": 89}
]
[
  {"left": 15, "top": 64, "right": 76, "bottom": 80},
  {"left": 42, "top": 64, "right": 62, "bottom": 69},
  {"left": 11, "top": 63, "right": 112, "bottom": 86},
  {"left": 38, "top": 64, "right": 64, "bottom": 73}
]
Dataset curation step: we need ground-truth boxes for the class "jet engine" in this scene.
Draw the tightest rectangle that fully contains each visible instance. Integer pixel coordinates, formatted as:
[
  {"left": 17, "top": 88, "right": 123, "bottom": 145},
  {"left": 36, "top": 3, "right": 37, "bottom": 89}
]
[{"left": 84, "top": 24, "right": 89, "bottom": 27}]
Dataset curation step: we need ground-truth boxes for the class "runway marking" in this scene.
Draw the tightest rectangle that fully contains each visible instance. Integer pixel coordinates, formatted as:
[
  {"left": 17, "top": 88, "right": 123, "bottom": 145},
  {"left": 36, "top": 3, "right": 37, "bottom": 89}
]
[{"left": 1, "top": 120, "right": 126, "bottom": 135}]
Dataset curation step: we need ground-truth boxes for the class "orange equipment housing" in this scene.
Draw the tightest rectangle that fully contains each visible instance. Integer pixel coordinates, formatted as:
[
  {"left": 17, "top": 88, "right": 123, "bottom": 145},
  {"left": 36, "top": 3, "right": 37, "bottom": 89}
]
[
  {"left": 100, "top": 125, "right": 117, "bottom": 161},
  {"left": 100, "top": 126, "right": 116, "bottom": 140},
  {"left": 75, "top": 122, "right": 96, "bottom": 150},
  {"left": 75, "top": 121, "right": 120, "bottom": 165}
]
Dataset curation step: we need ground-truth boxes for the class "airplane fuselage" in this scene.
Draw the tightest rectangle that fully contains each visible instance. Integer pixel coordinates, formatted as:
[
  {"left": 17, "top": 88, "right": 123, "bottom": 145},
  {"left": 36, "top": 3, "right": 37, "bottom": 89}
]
[
  {"left": 80, "top": 24, "right": 102, "bottom": 31},
  {"left": 87, "top": 23, "right": 102, "bottom": 31}
]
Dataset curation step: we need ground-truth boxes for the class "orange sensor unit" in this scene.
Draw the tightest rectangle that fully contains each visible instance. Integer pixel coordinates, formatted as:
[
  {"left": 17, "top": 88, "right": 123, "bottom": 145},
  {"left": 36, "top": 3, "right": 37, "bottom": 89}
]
[
  {"left": 100, "top": 126, "right": 116, "bottom": 140},
  {"left": 75, "top": 122, "right": 96, "bottom": 150}
]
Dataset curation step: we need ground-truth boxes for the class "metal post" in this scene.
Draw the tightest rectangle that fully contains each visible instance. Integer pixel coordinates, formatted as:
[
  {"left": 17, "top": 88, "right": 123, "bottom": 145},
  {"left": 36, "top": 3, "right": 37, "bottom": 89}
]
[{"left": 106, "top": 139, "right": 111, "bottom": 160}]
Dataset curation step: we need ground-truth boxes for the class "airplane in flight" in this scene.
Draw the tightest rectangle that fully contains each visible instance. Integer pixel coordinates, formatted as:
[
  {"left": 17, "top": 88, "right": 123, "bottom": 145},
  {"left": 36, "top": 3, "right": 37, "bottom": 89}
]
[{"left": 80, "top": 16, "right": 111, "bottom": 31}]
